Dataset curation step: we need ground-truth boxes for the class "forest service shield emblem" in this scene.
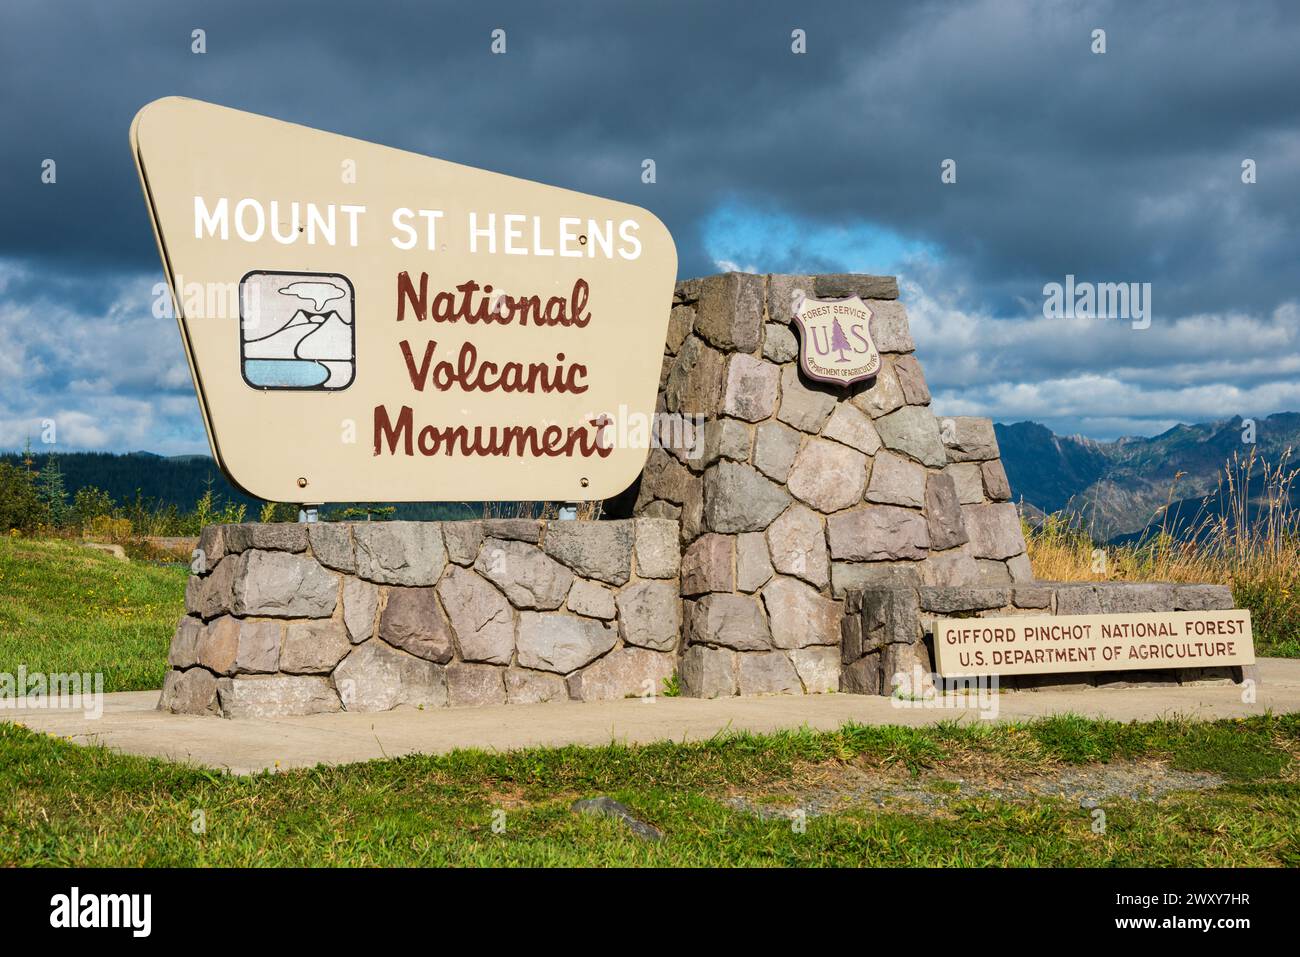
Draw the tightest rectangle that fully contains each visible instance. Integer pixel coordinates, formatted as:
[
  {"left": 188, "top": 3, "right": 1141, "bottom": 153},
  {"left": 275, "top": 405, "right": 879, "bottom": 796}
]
[{"left": 791, "top": 294, "right": 882, "bottom": 386}]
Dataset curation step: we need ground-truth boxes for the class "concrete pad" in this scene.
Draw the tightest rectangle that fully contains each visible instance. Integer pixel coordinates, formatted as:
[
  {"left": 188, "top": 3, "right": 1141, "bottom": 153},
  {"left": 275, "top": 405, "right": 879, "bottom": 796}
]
[{"left": 4, "top": 659, "right": 1297, "bottom": 776}]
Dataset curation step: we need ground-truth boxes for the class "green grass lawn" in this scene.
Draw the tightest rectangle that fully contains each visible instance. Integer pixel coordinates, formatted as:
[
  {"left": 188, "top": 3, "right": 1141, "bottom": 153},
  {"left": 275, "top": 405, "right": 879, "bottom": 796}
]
[
  {"left": 1, "top": 715, "right": 1296, "bottom": 866},
  {"left": 0, "top": 536, "right": 186, "bottom": 692},
  {"left": 0, "top": 534, "right": 1297, "bottom": 866}
]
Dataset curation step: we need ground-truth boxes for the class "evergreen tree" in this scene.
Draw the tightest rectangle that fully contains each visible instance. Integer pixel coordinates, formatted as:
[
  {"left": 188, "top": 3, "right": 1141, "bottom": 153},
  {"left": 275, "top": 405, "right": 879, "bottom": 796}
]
[
  {"left": 830, "top": 318, "right": 852, "bottom": 362},
  {"left": 35, "top": 455, "right": 70, "bottom": 527},
  {"left": 0, "top": 463, "right": 45, "bottom": 531}
]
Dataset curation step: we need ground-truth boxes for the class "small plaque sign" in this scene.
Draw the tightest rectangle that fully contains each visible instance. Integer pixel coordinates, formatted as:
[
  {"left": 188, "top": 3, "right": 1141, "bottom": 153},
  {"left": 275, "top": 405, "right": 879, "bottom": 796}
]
[
  {"left": 932, "top": 610, "right": 1254, "bottom": 677},
  {"left": 792, "top": 295, "right": 881, "bottom": 386}
]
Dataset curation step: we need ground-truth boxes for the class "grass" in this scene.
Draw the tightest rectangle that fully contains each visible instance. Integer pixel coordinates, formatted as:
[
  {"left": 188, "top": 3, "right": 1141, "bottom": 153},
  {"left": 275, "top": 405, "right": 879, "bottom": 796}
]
[
  {"left": 1026, "top": 449, "right": 1300, "bottom": 657},
  {"left": 1, "top": 714, "right": 1296, "bottom": 866},
  {"left": 0, "top": 535, "right": 186, "bottom": 691},
  {"left": 0, "top": 493, "right": 1297, "bottom": 866}
]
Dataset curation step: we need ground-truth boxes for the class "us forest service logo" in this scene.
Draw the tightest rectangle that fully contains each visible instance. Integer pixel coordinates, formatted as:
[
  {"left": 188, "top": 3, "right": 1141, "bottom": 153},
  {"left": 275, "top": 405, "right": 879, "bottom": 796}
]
[{"left": 792, "top": 294, "right": 881, "bottom": 386}]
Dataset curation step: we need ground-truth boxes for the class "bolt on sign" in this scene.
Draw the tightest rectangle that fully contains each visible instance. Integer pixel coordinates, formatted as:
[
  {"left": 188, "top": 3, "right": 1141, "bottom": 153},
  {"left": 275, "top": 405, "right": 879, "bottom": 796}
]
[
  {"left": 130, "top": 97, "right": 677, "bottom": 503},
  {"left": 791, "top": 295, "right": 881, "bottom": 386},
  {"left": 932, "top": 610, "right": 1255, "bottom": 678}
]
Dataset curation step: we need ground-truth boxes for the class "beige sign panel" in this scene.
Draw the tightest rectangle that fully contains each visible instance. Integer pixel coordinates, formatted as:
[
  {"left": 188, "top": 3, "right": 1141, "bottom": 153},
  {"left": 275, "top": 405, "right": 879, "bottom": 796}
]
[
  {"left": 932, "top": 610, "right": 1254, "bottom": 677},
  {"left": 130, "top": 97, "right": 677, "bottom": 503}
]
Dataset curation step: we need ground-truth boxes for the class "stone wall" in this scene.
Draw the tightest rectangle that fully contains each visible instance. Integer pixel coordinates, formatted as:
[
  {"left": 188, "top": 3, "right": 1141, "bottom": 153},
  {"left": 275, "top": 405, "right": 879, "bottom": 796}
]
[
  {"left": 161, "top": 271, "right": 1240, "bottom": 716},
  {"left": 842, "top": 581, "right": 1245, "bottom": 695},
  {"left": 633, "top": 273, "right": 1030, "bottom": 698},
  {"left": 161, "top": 518, "right": 682, "bottom": 717}
]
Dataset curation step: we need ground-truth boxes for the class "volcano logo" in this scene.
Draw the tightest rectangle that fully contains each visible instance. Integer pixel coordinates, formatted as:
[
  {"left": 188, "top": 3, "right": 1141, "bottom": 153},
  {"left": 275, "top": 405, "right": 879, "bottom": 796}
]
[{"left": 239, "top": 270, "right": 355, "bottom": 390}]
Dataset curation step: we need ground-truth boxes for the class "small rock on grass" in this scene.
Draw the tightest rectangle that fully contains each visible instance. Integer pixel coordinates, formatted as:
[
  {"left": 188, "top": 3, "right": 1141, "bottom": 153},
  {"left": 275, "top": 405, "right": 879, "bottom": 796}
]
[{"left": 571, "top": 796, "right": 663, "bottom": 842}]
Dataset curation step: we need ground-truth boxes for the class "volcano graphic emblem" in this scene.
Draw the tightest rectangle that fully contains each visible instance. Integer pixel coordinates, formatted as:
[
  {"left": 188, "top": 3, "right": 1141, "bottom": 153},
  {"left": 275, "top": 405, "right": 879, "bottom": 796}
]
[
  {"left": 791, "top": 294, "right": 881, "bottom": 387},
  {"left": 239, "top": 270, "right": 355, "bottom": 390}
]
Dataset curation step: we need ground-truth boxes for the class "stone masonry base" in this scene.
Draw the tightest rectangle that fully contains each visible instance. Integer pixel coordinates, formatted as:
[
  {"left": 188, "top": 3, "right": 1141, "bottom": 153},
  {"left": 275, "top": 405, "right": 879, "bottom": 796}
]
[{"left": 162, "top": 518, "right": 683, "bottom": 718}]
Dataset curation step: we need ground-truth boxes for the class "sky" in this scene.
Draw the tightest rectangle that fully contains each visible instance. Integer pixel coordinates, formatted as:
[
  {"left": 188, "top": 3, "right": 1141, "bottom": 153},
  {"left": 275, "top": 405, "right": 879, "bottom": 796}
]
[{"left": 1, "top": 0, "right": 1298, "bottom": 454}]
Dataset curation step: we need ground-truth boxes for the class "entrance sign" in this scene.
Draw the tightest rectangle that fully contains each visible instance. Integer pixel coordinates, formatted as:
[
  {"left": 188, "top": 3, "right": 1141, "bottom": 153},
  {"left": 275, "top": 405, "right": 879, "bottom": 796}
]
[
  {"left": 932, "top": 610, "right": 1255, "bottom": 677},
  {"left": 792, "top": 295, "right": 881, "bottom": 386},
  {"left": 131, "top": 97, "right": 677, "bottom": 502}
]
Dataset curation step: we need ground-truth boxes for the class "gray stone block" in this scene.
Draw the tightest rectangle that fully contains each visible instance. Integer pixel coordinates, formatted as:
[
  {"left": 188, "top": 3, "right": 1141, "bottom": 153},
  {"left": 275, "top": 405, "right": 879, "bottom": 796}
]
[
  {"left": 680, "top": 645, "right": 737, "bottom": 698},
  {"left": 703, "top": 460, "right": 791, "bottom": 533},
  {"left": 925, "top": 471, "right": 970, "bottom": 551},
  {"left": 821, "top": 403, "right": 882, "bottom": 455},
  {"left": 812, "top": 274, "right": 899, "bottom": 301},
  {"left": 342, "top": 577, "right": 379, "bottom": 643},
  {"left": 762, "top": 322, "right": 797, "bottom": 362},
  {"left": 832, "top": 560, "right": 923, "bottom": 596},
  {"left": 634, "top": 518, "right": 680, "bottom": 579},
  {"left": 516, "top": 612, "right": 617, "bottom": 673},
  {"left": 940, "top": 417, "right": 998, "bottom": 463},
  {"left": 664, "top": 335, "right": 725, "bottom": 415},
  {"left": 766, "top": 503, "right": 829, "bottom": 589},
  {"left": 446, "top": 662, "right": 507, "bottom": 707},
  {"left": 737, "top": 651, "right": 802, "bottom": 695},
  {"left": 866, "top": 451, "right": 926, "bottom": 508},
  {"left": 963, "top": 503, "right": 1027, "bottom": 560},
  {"left": 542, "top": 521, "right": 634, "bottom": 586},
  {"left": 686, "top": 594, "right": 772, "bottom": 651},
  {"left": 443, "top": 521, "right": 485, "bottom": 565},
  {"left": 946, "top": 463, "right": 985, "bottom": 505},
  {"left": 776, "top": 364, "right": 837, "bottom": 433},
  {"left": 480, "top": 519, "right": 543, "bottom": 543},
  {"left": 1012, "top": 586, "right": 1054, "bottom": 609},
  {"left": 504, "top": 667, "right": 568, "bottom": 704},
  {"left": 196, "top": 524, "right": 226, "bottom": 570},
  {"left": 1173, "top": 584, "right": 1235, "bottom": 611},
  {"left": 438, "top": 566, "right": 516, "bottom": 664},
  {"left": 567, "top": 577, "right": 617, "bottom": 619},
  {"left": 334, "top": 640, "right": 446, "bottom": 711},
  {"left": 736, "top": 531, "right": 775, "bottom": 592},
  {"left": 379, "top": 586, "right": 455, "bottom": 663},
  {"left": 1094, "top": 583, "right": 1176, "bottom": 613},
  {"left": 168, "top": 616, "right": 203, "bottom": 669},
  {"left": 981, "top": 459, "right": 1012, "bottom": 501},
  {"left": 280, "top": 620, "right": 351, "bottom": 674},
  {"left": 158, "top": 667, "right": 220, "bottom": 715},
  {"left": 695, "top": 272, "right": 764, "bottom": 354},
  {"left": 353, "top": 522, "right": 446, "bottom": 586},
  {"left": 827, "top": 506, "right": 929, "bottom": 561},
  {"left": 217, "top": 675, "right": 341, "bottom": 718},
  {"left": 223, "top": 523, "right": 309, "bottom": 554},
  {"left": 616, "top": 579, "right": 681, "bottom": 651},
  {"left": 231, "top": 550, "right": 339, "bottom": 619},
  {"left": 893, "top": 354, "right": 930, "bottom": 405},
  {"left": 701, "top": 417, "right": 753, "bottom": 466},
  {"left": 851, "top": 361, "right": 905, "bottom": 419},
  {"left": 721, "top": 354, "right": 780, "bottom": 422},
  {"left": 840, "top": 654, "right": 882, "bottom": 694},
  {"left": 1054, "top": 584, "right": 1101, "bottom": 615},
  {"left": 567, "top": 647, "right": 676, "bottom": 701},
  {"left": 680, "top": 533, "right": 735, "bottom": 595},
  {"left": 753, "top": 420, "right": 802, "bottom": 483},
  {"left": 761, "top": 576, "right": 841, "bottom": 649},
  {"left": 875, "top": 406, "right": 947, "bottom": 467},
  {"left": 787, "top": 438, "right": 869, "bottom": 513},
  {"left": 474, "top": 538, "right": 574, "bottom": 609},
  {"left": 307, "top": 522, "right": 355, "bottom": 573},
  {"left": 920, "top": 586, "right": 1008, "bottom": 614},
  {"left": 791, "top": 646, "right": 840, "bottom": 693},
  {"left": 865, "top": 300, "right": 913, "bottom": 352}
]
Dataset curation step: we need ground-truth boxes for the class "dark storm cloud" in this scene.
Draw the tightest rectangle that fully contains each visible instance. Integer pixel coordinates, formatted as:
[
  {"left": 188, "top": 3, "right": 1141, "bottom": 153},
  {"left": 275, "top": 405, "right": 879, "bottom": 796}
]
[{"left": 0, "top": 0, "right": 1297, "bottom": 448}]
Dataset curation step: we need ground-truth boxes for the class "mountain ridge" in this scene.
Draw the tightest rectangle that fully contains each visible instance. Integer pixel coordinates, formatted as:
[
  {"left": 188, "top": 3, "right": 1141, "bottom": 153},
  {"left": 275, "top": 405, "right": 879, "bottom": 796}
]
[{"left": 994, "top": 412, "right": 1300, "bottom": 540}]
